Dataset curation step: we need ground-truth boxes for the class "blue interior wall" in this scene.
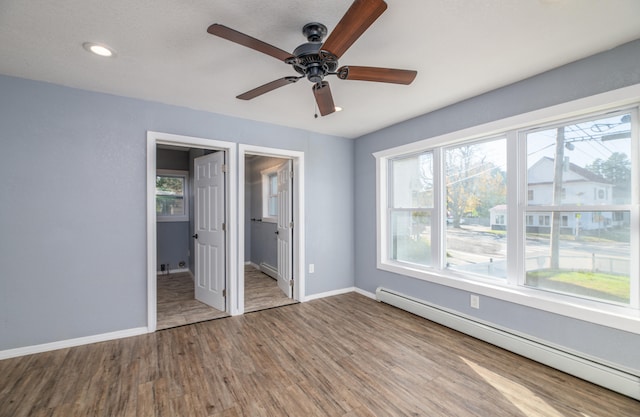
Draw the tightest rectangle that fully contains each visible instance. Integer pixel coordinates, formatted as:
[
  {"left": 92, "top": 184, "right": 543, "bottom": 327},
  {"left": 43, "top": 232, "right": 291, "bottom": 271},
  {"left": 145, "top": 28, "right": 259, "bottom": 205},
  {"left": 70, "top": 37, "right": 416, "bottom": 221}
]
[
  {"left": 353, "top": 39, "right": 640, "bottom": 372},
  {"left": 0, "top": 75, "right": 354, "bottom": 351}
]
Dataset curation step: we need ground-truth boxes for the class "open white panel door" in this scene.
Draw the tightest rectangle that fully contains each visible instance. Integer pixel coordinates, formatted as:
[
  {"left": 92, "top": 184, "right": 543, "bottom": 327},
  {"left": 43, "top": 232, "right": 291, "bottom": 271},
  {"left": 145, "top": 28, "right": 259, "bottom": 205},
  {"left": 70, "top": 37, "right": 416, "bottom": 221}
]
[
  {"left": 276, "top": 160, "right": 293, "bottom": 298},
  {"left": 193, "top": 151, "right": 226, "bottom": 311}
]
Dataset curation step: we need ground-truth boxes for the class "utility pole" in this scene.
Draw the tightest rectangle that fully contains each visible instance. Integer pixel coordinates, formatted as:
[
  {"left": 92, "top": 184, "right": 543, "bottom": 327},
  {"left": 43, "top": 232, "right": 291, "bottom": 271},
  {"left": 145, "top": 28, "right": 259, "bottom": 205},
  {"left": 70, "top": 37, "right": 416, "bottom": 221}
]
[{"left": 550, "top": 127, "right": 564, "bottom": 270}]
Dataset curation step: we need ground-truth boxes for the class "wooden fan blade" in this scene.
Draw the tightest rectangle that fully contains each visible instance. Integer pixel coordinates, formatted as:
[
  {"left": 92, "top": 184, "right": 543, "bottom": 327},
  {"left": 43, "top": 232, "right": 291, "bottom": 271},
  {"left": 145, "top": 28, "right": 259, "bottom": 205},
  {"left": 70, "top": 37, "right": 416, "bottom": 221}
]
[
  {"left": 337, "top": 66, "right": 417, "bottom": 84},
  {"left": 237, "top": 77, "right": 300, "bottom": 100},
  {"left": 207, "top": 24, "right": 294, "bottom": 62},
  {"left": 321, "top": 0, "right": 387, "bottom": 59},
  {"left": 313, "top": 81, "right": 336, "bottom": 116}
]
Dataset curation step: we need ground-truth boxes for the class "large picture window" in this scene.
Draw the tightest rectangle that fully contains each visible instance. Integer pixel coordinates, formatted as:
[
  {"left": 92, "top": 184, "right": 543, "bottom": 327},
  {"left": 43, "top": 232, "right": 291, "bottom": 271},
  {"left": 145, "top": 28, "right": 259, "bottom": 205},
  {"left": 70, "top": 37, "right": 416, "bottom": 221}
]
[{"left": 375, "top": 92, "right": 639, "bottom": 331}]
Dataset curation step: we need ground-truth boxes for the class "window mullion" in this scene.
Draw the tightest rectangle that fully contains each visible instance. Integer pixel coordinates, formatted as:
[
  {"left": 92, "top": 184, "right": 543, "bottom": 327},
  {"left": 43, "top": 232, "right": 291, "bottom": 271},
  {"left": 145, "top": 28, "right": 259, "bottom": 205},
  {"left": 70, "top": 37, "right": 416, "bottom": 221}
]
[
  {"left": 629, "top": 108, "right": 639, "bottom": 308},
  {"left": 432, "top": 147, "right": 444, "bottom": 270},
  {"left": 510, "top": 130, "right": 525, "bottom": 286}
]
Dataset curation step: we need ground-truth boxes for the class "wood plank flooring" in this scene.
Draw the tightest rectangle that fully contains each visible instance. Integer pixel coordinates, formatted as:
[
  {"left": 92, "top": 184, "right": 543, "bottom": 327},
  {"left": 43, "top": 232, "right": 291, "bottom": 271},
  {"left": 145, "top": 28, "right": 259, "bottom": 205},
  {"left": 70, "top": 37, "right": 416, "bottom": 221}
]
[
  {"left": 244, "top": 265, "right": 297, "bottom": 313},
  {"left": 157, "top": 266, "right": 297, "bottom": 330},
  {"left": 1, "top": 293, "right": 638, "bottom": 416},
  {"left": 157, "top": 272, "right": 229, "bottom": 330}
]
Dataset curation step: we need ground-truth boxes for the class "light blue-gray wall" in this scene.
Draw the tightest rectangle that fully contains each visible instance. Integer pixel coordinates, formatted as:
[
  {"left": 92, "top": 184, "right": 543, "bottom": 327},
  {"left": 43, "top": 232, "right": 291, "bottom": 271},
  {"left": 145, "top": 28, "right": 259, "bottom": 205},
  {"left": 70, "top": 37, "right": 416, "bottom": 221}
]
[
  {"left": 354, "top": 39, "right": 640, "bottom": 371},
  {"left": 156, "top": 148, "right": 190, "bottom": 271},
  {"left": 245, "top": 156, "right": 287, "bottom": 268},
  {"left": 0, "top": 75, "right": 354, "bottom": 351},
  {"left": 156, "top": 222, "right": 189, "bottom": 271}
]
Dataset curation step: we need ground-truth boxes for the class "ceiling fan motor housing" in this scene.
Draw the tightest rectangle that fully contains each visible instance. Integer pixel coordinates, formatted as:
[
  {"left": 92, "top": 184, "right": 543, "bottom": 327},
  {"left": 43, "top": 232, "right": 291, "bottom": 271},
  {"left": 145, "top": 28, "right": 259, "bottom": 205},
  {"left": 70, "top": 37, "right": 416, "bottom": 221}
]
[{"left": 288, "top": 23, "right": 338, "bottom": 83}]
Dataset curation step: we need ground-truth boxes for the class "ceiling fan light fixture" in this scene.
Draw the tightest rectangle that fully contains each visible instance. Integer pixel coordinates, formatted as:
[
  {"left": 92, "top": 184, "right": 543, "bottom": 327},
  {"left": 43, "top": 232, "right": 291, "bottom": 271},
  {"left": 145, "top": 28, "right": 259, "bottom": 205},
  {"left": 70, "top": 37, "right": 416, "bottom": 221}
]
[
  {"left": 207, "top": 0, "right": 416, "bottom": 117},
  {"left": 83, "top": 42, "right": 115, "bottom": 57}
]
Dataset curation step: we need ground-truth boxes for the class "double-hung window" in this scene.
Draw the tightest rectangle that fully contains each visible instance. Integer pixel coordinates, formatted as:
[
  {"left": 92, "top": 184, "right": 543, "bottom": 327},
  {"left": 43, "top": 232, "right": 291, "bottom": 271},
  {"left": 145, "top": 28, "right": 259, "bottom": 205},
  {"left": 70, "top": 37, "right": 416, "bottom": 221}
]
[
  {"left": 375, "top": 89, "right": 639, "bottom": 331},
  {"left": 388, "top": 152, "right": 433, "bottom": 267},
  {"left": 156, "top": 170, "right": 189, "bottom": 222},
  {"left": 444, "top": 137, "right": 507, "bottom": 278},
  {"left": 522, "top": 110, "right": 634, "bottom": 304},
  {"left": 261, "top": 165, "right": 280, "bottom": 222}
]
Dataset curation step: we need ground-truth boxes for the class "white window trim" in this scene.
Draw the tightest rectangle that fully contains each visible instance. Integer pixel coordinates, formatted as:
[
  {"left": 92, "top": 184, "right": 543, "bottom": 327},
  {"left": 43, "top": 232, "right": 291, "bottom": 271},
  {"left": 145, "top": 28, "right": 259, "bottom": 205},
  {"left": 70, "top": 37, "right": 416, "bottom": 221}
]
[
  {"left": 156, "top": 169, "right": 189, "bottom": 222},
  {"left": 374, "top": 83, "right": 640, "bottom": 334},
  {"left": 260, "top": 165, "right": 280, "bottom": 223}
]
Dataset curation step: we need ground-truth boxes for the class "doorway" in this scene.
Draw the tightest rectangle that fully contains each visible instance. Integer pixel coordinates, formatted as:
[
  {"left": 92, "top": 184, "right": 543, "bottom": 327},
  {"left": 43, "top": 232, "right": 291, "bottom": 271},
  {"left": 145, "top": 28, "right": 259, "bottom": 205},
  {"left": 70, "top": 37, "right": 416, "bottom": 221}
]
[
  {"left": 147, "top": 132, "right": 238, "bottom": 332},
  {"left": 239, "top": 145, "right": 306, "bottom": 314},
  {"left": 243, "top": 156, "right": 297, "bottom": 312}
]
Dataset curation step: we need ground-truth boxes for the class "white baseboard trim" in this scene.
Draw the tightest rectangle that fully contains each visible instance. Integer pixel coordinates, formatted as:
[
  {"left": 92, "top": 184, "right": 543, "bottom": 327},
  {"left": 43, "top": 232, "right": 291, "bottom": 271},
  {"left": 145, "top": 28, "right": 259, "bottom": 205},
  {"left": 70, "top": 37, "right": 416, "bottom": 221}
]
[
  {"left": 246, "top": 261, "right": 260, "bottom": 269},
  {"left": 0, "top": 327, "right": 149, "bottom": 360},
  {"left": 304, "top": 287, "right": 356, "bottom": 302},
  {"left": 259, "top": 262, "right": 278, "bottom": 279},
  {"left": 156, "top": 268, "right": 190, "bottom": 275},
  {"left": 354, "top": 287, "right": 376, "bottom": 299},
  {"left": 376, "top": 287, "right": 640, "bottom": 401}
]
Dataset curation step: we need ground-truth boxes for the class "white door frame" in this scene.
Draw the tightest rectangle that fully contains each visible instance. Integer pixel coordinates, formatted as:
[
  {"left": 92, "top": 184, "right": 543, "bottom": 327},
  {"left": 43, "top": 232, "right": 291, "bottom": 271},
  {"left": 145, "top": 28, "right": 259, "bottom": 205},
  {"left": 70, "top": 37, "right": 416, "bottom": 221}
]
[
  {"left": 146, "top": 131, "right": 237, "bottom": 332},
  {"left": 239, "top": 144, "right": 306, "bottom": 314}
]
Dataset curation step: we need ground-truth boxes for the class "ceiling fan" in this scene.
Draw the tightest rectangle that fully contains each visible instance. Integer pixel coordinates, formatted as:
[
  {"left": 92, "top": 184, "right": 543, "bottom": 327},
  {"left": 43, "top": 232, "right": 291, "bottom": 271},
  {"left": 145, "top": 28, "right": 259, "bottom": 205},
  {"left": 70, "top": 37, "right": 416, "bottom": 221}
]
[{"left": 207, "top": 0, "right": 417, "bottom": 117}]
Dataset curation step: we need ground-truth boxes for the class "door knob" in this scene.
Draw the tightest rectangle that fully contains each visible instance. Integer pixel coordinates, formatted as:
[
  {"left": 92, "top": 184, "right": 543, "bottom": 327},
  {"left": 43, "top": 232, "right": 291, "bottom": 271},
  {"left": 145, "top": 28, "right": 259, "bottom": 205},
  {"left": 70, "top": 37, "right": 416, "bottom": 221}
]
[
  {"left": 192, "top": 233, "right": 198, "bottom": 239},
  {"left": 275, "top": 231, "right": 279, "bottom": 235}
]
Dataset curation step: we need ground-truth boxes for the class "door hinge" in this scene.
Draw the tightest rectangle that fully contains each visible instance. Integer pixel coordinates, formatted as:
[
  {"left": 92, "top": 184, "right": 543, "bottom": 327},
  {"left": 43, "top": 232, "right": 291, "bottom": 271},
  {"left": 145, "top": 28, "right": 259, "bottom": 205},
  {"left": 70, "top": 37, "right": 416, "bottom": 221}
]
[
  {"left": 290, "top": 170, "right": 294, "bottom": 178},
  {"left": 290, "top": 221, "right": 294, "bottom": 228},
  {"left": 289, "top": 279, "right": 294, "bottom": 287},
  {"left": 222, "top": 289, "right": 227, "bottom": 298},
  {"left": 222, "top": 222, "right": 226, "bottom": 232},
  {"left": 222, "top": 164, "right": 227, "bottom": 173}
]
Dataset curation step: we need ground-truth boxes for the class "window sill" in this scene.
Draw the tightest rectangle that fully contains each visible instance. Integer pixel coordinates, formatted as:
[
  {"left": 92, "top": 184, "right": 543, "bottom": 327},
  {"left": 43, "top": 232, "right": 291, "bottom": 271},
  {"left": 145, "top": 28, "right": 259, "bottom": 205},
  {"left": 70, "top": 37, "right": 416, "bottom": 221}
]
[
  {"left": 377, "top": 260, "right": 640, "bottom": 335},
  {"left": 157, "top": 216, "right": 189, "bottom": 223},
  {"left": 262, "top": 217, "right": 277, "bottom": 224}
]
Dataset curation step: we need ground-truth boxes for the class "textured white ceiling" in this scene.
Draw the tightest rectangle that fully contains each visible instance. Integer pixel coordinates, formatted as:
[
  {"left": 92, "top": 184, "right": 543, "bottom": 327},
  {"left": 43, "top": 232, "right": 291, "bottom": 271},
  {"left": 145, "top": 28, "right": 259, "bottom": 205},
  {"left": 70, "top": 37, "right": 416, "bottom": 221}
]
[{"left": 1, "top": 0, "right": 639, "bottom": 138}]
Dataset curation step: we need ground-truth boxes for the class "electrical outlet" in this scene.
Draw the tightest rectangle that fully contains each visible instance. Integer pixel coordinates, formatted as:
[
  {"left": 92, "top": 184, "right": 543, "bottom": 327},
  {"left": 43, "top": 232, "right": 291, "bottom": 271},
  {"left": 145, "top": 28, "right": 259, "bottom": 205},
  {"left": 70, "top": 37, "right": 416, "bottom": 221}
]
[
  {"left": 309, "top": 264, "right": 315, "bottom": 273},
  {"left": 470, "top": 294, "right": 480, "bottom": 309}
]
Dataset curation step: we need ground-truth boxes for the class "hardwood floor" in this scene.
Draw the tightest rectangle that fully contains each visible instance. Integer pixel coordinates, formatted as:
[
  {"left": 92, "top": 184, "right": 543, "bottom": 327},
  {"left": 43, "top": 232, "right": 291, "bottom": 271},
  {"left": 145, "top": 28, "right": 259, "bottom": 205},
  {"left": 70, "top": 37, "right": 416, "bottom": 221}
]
[
  {"left": 157, "top": 266, "right": 296, "bottom": 330},
  {"left": 1, "top": 293, "right": 638, "bottom": 416},
  {"left": 157, "top": 272, "right": 229, "bottom": 330},
  {"left": 244, "top": 265, "right": 297, "bottom": 313}
]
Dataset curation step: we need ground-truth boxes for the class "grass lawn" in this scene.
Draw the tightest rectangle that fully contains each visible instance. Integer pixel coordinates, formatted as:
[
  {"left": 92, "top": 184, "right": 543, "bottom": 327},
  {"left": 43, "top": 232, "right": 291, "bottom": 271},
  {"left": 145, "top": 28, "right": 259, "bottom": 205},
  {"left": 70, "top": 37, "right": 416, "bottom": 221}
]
[{"left": 527, "top": 269, "right": 629, "bottom": 303}]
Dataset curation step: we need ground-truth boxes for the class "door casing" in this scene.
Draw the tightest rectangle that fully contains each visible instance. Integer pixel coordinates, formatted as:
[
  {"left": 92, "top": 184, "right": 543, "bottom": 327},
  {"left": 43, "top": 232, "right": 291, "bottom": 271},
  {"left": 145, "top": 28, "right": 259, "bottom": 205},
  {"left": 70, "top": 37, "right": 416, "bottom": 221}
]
[
  {"left": 146, "top": 131, "right": 237, "bottom": 332},
  {"left": 239, "top": 144, "right": 305, "bottom": 314}
]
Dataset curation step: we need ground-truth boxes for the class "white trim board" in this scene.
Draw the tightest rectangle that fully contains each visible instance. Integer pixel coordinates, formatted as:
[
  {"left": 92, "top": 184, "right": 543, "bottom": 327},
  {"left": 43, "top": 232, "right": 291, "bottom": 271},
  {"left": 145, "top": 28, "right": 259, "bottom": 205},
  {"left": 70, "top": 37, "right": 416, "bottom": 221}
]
[
  {"left": 354, "top": 288, "right": 376, "bottom": 300},
  {"left": 156, "top": 268, "right": 190, "bottom": 275},
  {"left": 0, "top": 327, "right": 148, "bottom": 360},
  {"left": 304, "top": 287, "right": 356, "bottom": 302}
]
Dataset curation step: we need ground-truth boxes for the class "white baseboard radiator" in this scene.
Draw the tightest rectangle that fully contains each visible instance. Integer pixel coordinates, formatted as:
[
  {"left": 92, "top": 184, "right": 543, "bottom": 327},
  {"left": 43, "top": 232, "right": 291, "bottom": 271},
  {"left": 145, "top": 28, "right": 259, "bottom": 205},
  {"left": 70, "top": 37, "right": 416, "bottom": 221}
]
[
  {"left": 376, "top": 287, "right": 640, "bottom": 400},
  {"left": 259, "top": 262, "right": 278, "bottom": 279}
]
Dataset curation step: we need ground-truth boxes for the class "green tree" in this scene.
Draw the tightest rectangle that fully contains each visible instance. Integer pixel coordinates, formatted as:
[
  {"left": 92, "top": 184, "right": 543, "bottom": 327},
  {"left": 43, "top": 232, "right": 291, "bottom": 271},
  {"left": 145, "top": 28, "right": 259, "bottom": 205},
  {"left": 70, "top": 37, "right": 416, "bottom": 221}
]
[
  {"left": 446, "top": 145, "right": 505, "bottom": 227},
  {"left": 156, "top": 176, "right": 184, "bottom": 194},
  {"left": 586, "top": 152, "right": 631, "bottom": 193},
  {"left": 586, "top": 152, "right": 631, "bottom": 206}
]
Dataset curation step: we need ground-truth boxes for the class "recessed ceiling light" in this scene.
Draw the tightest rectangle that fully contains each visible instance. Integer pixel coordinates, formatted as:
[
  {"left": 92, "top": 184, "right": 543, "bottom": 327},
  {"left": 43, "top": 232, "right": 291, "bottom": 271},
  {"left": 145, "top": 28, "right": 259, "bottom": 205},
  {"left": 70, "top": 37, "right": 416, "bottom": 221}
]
[
  {"left": 335, "top": 106, "right": 343, "bottom": 112},
  {"left": 83, "top": 42, "right": 115, "bottom": 57}
]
